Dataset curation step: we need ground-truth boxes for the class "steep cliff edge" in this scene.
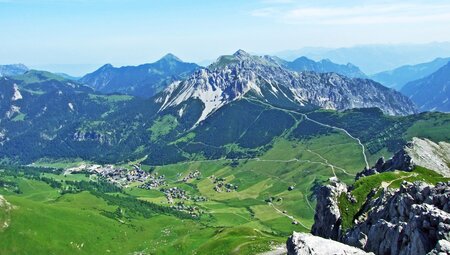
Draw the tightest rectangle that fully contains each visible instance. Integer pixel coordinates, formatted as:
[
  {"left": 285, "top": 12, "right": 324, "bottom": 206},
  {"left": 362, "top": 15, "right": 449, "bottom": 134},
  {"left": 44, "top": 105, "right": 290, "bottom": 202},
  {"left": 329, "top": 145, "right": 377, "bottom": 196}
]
[{"left": 309, "top": 139, "right": 450, "bottom": 255}]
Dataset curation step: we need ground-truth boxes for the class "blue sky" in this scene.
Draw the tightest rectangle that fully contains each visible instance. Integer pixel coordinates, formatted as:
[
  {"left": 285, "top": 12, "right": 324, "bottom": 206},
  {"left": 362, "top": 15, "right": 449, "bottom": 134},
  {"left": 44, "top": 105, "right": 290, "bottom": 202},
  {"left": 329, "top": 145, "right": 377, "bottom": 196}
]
[{"left": 1, "top": 0, "right": 450, "bottom": 75}]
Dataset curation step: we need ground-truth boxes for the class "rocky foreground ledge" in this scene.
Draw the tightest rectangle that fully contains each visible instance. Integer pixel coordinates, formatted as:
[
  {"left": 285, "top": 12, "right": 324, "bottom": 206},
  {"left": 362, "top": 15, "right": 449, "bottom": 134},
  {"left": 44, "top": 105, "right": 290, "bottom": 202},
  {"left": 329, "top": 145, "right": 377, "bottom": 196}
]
[
  {"left": 312, "top": 180, "right": 450, "bottom": 255},
  {"left": 286, "top": 232, "right": 373, "bottom": 255}
]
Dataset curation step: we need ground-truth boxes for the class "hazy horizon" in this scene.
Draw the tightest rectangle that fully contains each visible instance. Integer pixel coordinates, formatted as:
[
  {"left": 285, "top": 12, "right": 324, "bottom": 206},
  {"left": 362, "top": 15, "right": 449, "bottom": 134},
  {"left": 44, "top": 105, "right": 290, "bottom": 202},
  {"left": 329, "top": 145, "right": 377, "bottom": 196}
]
[{"left": 2, "top": 0, "right": 450, "bottom": 75}]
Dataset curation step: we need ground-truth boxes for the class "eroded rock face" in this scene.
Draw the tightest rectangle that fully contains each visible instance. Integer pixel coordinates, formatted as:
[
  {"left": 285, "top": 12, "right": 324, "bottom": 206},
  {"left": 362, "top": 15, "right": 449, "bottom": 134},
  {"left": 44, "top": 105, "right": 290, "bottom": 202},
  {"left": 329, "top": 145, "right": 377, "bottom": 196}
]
[
  {"left": 286, "top": 232, "right": 372, "bottom": 255},
  {"left": 311, "top": 177, "right": 347, "bottom": 240},
  {"left": 312, "top": 180, "right": 450, "bottom": 255},
  {"left": 404, "top": 138, "right": 450, "bottom": 178},
  {"left": 356, "top": 138, "right": 450, "bottom": 180}
]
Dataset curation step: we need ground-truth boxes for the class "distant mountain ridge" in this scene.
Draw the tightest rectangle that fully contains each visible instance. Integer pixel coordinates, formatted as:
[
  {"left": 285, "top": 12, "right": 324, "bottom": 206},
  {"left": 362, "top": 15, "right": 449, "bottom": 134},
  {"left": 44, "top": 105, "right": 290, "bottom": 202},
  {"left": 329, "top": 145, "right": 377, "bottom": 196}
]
[
  {"left": 401, "top": 62, "right": 450, "bottom": 112},
  {"left": 157, "top": 50, "right": 417, "bottom": 126},
  {"left": 0, "top": 64, "right": 28, "bottom": 77},
  {"left": 80, "top": 54, "right": 200, "bottom": 98},
  {"left": 275, "top": 42, "right": 450, "bottom": 74},
  {"left": 269, "top": 56, "right": 367, "bottom": 78},
  {"left": 371, "top": 57, "right": 450, "bottom": 90}
]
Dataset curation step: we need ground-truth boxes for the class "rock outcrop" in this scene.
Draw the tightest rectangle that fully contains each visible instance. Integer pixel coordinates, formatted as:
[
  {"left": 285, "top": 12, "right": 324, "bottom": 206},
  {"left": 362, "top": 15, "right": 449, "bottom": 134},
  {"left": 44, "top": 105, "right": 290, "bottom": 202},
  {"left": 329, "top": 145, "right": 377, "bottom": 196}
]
[
  {"left": 404, "top": 138, "right": 450, "bottom": 177},
  {"left": 311, "top": 177, "right": 347, "bottom": 240},
  {"left": 312, "top": 180, "right": 450, "bottom": 255},
  {"left": 286, "top": 232, "right": 372, "bottom": 255},
  {"left": 356, "top": 138, "right": 450, "bottom": 180}
]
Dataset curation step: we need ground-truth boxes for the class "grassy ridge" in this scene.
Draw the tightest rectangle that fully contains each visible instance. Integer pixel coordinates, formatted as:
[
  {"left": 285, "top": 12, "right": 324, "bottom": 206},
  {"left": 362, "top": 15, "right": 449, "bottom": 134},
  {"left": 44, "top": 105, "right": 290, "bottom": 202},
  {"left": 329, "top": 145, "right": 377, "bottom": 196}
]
[{"left": 338, "top": 166, "right": 450, "bottom": 230}]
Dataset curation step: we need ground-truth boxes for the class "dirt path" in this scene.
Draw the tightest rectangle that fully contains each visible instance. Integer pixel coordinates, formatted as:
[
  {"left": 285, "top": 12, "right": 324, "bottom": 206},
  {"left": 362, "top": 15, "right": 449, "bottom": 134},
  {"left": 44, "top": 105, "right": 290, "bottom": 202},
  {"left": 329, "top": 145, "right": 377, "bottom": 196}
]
[
  {"left": 301, "top": 114, "right": 369, "bottom": 169},
  {"left": 381, "top": 173, "right": 418, "bottom": 189},
  {"left": 268, "top": 202, "right": 309, "bottom": 230},
  {"left": 247, "top": 98, "right": 370, "bottom": 169}
]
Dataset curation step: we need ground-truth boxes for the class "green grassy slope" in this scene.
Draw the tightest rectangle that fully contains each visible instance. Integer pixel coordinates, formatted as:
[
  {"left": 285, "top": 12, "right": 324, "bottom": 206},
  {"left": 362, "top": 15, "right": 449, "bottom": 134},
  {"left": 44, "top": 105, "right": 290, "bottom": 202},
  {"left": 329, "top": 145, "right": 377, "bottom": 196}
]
[
  {"left": 338, "top": 166, "right": 450, "bottom": 230},
  {"left": 0, "top": 130, "right": 367, "bottom": 254}
]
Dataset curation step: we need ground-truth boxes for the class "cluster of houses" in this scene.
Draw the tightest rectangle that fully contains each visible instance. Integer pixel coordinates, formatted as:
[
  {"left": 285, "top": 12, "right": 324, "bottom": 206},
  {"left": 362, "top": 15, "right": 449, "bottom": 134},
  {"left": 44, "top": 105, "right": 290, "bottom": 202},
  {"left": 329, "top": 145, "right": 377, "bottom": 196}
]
[
  {"left": 170, "top": 202, "right": 203, "bottom": 217},
  {"left": 210, "top": 176, "right": 238, "bottom": 193},
  {"left": 191, "top": 195, "right": 207, "bottom": 203},
  {"left": 94, "top": 165, "right": 150, "bottom": 186},
  {"left": 66, "top": 164, "right": 171, "bottom": 190},
  {"left": 138, "top": 174, "right": 167, "bottom": 190},
  {"left": 180, "top": 170, "right": 201, "bottom": 182},
  {"left": 160, "top": 186, "right": 208, "bottom": 205},
  {"left": 64, "top": 164, "right": 210, "bottom": 212},
  {"left": 161, "top": 186, "right": 189, "bottom": 204}
]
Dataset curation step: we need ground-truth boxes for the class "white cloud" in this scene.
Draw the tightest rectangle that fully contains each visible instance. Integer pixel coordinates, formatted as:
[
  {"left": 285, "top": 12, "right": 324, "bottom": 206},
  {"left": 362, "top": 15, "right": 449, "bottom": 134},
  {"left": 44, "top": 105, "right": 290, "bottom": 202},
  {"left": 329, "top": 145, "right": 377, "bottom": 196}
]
[{"left": 252, "top": 2, "right": 450, "bottom": 25}]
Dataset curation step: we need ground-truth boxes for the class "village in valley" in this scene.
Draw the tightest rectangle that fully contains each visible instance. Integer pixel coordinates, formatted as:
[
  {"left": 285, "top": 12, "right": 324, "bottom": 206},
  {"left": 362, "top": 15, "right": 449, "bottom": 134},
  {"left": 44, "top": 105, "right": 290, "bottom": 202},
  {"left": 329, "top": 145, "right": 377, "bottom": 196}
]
[{"left": 61, "top": 163, "right": 213, "bottom": 216}]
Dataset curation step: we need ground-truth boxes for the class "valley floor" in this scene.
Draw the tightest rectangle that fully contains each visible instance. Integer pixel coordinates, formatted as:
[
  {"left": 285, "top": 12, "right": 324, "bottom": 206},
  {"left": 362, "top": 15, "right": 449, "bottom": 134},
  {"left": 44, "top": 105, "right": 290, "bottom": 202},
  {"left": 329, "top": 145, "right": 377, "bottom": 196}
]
[{"left": 0, "top": 133, "right": 381, "bottom": 254}]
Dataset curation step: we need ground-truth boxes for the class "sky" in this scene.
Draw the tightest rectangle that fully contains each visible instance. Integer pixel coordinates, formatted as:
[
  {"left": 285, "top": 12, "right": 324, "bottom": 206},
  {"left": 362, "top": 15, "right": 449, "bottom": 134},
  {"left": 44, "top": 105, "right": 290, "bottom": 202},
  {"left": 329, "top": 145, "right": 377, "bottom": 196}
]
[{"left": 1, "top": 0, "right": 450, "bottom": 75}]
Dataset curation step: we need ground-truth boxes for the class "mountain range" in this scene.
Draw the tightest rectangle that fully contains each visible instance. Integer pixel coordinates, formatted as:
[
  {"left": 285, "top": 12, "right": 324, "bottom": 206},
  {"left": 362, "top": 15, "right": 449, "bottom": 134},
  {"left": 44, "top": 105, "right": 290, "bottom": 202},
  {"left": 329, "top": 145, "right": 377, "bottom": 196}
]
[
  {"left": 1, "top": 50, "right": 450, "bottom": 255},
  {"left": 158, "top": 50, "right": 415, "bottom": 127},
  {"left": 401, "top": 62, "right": 450, "bottom": 112},
  {"left": 0, "top": 50, "right": 423, "bottom": 165},
  {"left": 80, "top": 54, "right": 200, "bottom": 98},
  {"left": 269, "top": 56, "right": 367, "bottom": 79},
  {"left": 371, "top": 57, "right": 450, "bottom": 90},
  {"left": 276, "top": 42, "right": 450, "bottom": 74}
]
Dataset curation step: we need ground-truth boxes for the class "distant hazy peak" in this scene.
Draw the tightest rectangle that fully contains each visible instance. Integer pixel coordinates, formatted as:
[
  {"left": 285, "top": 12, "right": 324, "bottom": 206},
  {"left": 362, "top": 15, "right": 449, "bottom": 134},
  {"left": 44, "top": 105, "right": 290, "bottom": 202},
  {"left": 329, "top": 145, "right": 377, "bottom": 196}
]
[
  {"left": 99, "top": 63, "right": 113, "bottom": 70},
  {"left": 159, "top": 53, "right": 183, "bottom": 62},
  {"left": 233, "top": 49, "right": 251, "bottom": 58}
]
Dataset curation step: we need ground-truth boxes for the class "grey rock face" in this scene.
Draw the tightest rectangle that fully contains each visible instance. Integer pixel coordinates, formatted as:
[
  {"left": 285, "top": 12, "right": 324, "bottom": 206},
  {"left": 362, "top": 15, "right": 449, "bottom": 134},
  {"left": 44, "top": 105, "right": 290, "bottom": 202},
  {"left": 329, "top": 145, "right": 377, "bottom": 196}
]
[
  {"left": 158, "top": 50, "right": 417, "bottom": 126},
  {"left": 404, "top": 138, "right": 450, "bottom": 177},
  {"left": 356, "top": 150, "right": 413, "bottom": 180},
  {"left": 311, "top": 177, "right": 347, "bottom": 240},
  {"left": 356, "top": 138, "right": 450, "bottom": 180},
  {"left": 313, "top": 179, "right": 450, "bottom": 255},
  {"left": 286, "top": 232, "right": 373, "bottom": 255}
]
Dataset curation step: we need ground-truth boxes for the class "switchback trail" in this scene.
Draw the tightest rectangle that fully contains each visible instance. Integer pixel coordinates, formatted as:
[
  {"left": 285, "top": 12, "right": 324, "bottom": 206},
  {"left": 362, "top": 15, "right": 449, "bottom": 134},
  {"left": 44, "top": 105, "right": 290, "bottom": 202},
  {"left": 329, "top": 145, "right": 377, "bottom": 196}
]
[{"left": 247, "top": 98, "right": 370, "bottom": 169}]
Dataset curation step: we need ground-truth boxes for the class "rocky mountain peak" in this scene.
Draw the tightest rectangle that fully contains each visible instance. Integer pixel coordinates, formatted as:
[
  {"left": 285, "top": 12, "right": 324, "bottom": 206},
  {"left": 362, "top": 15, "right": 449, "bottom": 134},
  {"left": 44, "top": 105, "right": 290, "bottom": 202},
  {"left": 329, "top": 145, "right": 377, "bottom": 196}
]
[
  {"left": 158, "top": 50, "right": 417, "bottom": 126},
  {"left": 233, "top": 49, "right": 251, "bottom": 58}
]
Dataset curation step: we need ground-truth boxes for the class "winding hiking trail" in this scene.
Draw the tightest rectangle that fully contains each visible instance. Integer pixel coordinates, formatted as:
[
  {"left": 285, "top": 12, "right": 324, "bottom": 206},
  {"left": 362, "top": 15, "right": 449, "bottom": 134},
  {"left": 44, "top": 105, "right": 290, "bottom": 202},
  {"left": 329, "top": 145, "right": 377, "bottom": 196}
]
[
  {"left": 305, "top": 149, "right": 354, "bottom": 177},
  {"left": 302, "top": 114, "right": 370, "bottom": 169},
  {"left": 247, "top": 98, "right": 370, "bottom": 169},
  {"left": 160, "top": 157, "right": 354, "bottom": 177},
  {"left": 306, "top": 149, "right": 337, "bottom": 177}
]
